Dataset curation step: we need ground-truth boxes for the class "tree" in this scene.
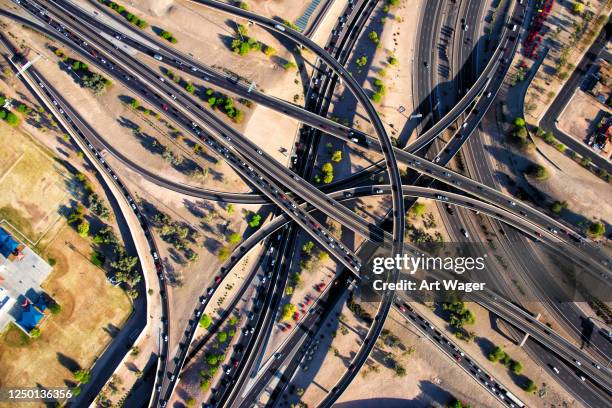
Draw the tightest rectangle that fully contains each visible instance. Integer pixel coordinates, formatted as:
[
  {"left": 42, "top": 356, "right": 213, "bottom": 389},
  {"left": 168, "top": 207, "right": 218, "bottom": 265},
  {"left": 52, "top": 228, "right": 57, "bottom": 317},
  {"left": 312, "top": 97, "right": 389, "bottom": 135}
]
[
  {"left": 514, "top": 117, "right": 526, "bottom": 127},
  {"left": 217, "top": 331, "right": 228, "bottom": 343},
  {"left": 130, "top": 98, "right": 140, "bottom": 109},
  {"left": 512, "top": 360, "right": 523, "bottom": 374},
  {"left": 523, "top": 378, "right": 537, "bottom": 392},
  {"left": 587, "top": 222, "right": 605, "bottom": 238},
  {"left": 331, "top": 150, "right": 342, "bottom": 162},
  {"left": 200, "top": 378, "right": 211, "bottom": 391},
  {"left": 283, "top": 61, "right": 297, "bottom": 70},
  {"left": 526, "top": 164, "right": 549, "bottom": 181},
  {"left": 218, "top": 246, "right": 231, "bottom": 261},
  {"left": 388, "top": 56, "right": 398, "bottom": 65},
  {"left": 487, "top": 346, "right": 506, "bottom": 363},
  {"left": 355, "top": 55, "right": 368, "bottom": 67},
  {"left": 281, "top": 303, "right": 297, "bottom": 321},
  {"left": 302, "top": 241, "right": 315, "bottom": 254},
  {"left": 200, "top": 314, "right": 212, "bottom": 328},
  {"left": 77, "top": 220, "right": 90, "bottom": 237},
  {"left": 264, "top": 45, "right": 276, "bottom": 56},
  {"left": 206, "top": 353, "right": 219, "bottom": 366},
  {"left": 74, "top": 369, "right": 91, "bottom": 384},
  {"left": 572, "top": 2, "right": 585, "bottom": 13},
  {"left": 368, "top": 31, "right": 379, "bottom": 44},
  {"left": 228, "top": 232, "right": 241, "bottom": 245},
  {"left": 551, "top": 200, "right": 568, "bottom": 214},
  {"left": 409, "top": 202, "right": 426, "bottom": 217},
  {"left": 394, "top": 364, "right": 406, "bottom": 377},
  {"left": 5, "top": 112, "right": 19, "bottom": 126},
  {"left": 30, "top": 327, "right": 41, "bottom": 338},
  {"left": 249, "top": 213, "right": 262, "bottom": 228}
]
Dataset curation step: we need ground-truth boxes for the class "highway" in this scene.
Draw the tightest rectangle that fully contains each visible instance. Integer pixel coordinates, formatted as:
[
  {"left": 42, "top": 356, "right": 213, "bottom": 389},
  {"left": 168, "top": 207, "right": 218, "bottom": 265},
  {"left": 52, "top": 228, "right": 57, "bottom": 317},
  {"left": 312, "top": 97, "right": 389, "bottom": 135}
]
[
  {"left": 5, "top": 0, "right": 612, "bottom": 406},
  {"left": 26, "top": 0, "right": 612, "bottom": 282},
  {"left": 13, "top": 0, "right": 612, "bottom": 394}
]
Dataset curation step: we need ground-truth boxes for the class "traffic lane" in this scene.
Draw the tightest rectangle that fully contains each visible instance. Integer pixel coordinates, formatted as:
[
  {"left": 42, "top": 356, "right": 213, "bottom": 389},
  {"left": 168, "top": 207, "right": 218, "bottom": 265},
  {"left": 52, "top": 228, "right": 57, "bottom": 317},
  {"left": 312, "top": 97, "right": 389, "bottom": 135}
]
[{"left": 25, "top": 0, "right": 584, "bottom": 262}]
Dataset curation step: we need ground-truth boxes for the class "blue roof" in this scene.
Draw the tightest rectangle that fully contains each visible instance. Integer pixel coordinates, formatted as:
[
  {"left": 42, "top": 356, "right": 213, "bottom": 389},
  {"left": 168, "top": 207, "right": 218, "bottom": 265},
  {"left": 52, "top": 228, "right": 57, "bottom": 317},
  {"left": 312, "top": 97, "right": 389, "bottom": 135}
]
[
  {"left": 16, "top": 304, "right": 43, "bottom": 331},
  {"left": 0, "top": 228, "right": 20, "bottom": 258}
]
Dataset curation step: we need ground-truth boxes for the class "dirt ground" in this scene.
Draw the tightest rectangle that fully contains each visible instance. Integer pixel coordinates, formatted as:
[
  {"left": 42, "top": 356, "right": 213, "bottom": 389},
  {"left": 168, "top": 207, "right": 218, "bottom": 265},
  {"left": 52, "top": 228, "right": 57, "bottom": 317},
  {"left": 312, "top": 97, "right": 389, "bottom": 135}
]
[
  {"left": 557, "top": 89, "right": 612, "bottom": 157},
  {"left": 328, "top": 0, "right": 421, "bottom": 144},
  {"left": 287, "top": 298, "right": 502, "bottom": 407},
  {"left": 0, "top": 226, "right": 132, "bottom": 399}
]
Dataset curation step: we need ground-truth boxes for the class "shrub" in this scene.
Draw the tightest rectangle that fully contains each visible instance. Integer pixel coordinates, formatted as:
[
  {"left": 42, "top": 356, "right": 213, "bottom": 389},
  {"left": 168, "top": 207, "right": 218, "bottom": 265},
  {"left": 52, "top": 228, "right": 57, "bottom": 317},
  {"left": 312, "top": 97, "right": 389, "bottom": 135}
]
[
  {"left": 551, "top": 200, "right": 568, "bottom": 214},
  {"left": 281, "top": 303, "right": 297, "bottom": 321},
  {"left": 526, "top": 164, "right": 549, "bottom": 181},
  {"left": 487, "top": 346, "right": 506, "bottom": 362},
  {"left": 587, "top": 222, "right": 605, "bottom": 238},
  {"left": 199, "top": 313, "right": 212, "bottom": 328}
]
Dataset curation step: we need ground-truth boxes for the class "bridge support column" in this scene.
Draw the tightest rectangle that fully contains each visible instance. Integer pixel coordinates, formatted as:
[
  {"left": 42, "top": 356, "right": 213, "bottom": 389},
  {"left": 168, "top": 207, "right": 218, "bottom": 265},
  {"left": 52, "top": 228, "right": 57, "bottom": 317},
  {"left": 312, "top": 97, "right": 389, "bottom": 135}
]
[{"left": 519, "top": 313, "right": 541, "bottom": 347}]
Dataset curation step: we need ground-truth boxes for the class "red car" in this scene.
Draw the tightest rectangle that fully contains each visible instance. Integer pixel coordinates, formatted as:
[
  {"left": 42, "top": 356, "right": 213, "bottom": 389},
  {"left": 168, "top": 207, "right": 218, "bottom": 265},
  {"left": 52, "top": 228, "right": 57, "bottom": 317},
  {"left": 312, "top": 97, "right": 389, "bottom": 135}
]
[
  {"left": 214, "top": 276, "right": 221, "bottom": 284},
  {"left": 162, "top": 103, "right": 169, "bottom": 111}
]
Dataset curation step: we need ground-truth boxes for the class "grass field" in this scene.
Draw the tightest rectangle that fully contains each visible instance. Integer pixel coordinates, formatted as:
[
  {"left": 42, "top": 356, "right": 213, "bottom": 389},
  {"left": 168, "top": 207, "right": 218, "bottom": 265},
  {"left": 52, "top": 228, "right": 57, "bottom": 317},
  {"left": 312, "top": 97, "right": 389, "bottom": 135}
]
[
  {"left": 0, "top": 122, "right": 69, "bottom": 244},
  {"left": 0, "top": 226, "right": 132, "bottom": 398}
]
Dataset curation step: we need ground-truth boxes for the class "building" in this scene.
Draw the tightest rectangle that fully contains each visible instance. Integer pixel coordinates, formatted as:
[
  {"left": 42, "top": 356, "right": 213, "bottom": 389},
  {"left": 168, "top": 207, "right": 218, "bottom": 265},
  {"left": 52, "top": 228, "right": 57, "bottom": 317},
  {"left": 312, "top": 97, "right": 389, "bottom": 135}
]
[{"left": 0, "top": 227, "right": 53, "bottom": 334}]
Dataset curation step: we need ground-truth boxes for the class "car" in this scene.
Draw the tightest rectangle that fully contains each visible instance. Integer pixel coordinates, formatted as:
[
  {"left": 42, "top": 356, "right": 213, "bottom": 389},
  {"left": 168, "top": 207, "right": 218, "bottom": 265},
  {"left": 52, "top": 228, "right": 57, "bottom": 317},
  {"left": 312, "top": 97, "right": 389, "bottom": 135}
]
[
  {"left": 214, "top": 276, "right": 222, "bottom": 284},
  {"left": 461, "top": 228, "right": 469, "bottom": 238},
  {"left": 344, "top": 191, "right": 354, "bottom": 198},
  {"left": 548, "top": 227, "right": 558, "bottom": 234},
  {"left": 207, "top": 288, "right": 214, "bottom": 295},
  {"left": 257, "top": 149, "right": 263, "bottom": 155},
  {"left": 434, "top": 156, "right": 441, "bottom": 163},
  {"left": 233, "top": 359, "right": 239, "bottom": 368},
  {"left": 463, "top": 23, "right": 469, "bottom": 31},
  {"left": 275, "top": 352, "right": 283, "bottom": 359},
  {"left": 374, "top": 188, "right": 384, "bottom": 194},
  {"left": 248, "top": 312, "right": 255, "bottom": 320},
  {"left": 574, "top": 359, "right": 582, "bottom": 366},
  {"left": 161, "top": 103, "right": 168, "bottom": 111},
  {"left": 508, "top": 200, "right": 517, "bottom": 206},
  {"left": 552, "top": 366, "right": 560, "bottom": 374},
  {"left": 242, "top": 328, "right": 250, "bottom": 336},
  {"left": 159, "top": 76, "right": 165, "bottom": 82},
  {"left": 164, "top": 335, "right": 168, "bottom": 342},
  {"left": 170, "top": 94, "right": 177, "bottom": 100},
  {"left": 424, "top": 61, "right": 429, "bottom": 68}
]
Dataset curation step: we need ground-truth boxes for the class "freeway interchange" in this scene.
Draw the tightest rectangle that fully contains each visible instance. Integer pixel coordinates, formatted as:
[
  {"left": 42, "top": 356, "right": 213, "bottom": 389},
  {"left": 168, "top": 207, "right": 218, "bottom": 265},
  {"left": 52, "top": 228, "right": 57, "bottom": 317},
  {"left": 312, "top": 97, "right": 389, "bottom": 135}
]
[{"left": 2, "top": 0, "right": 611, "bottom": 407}]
